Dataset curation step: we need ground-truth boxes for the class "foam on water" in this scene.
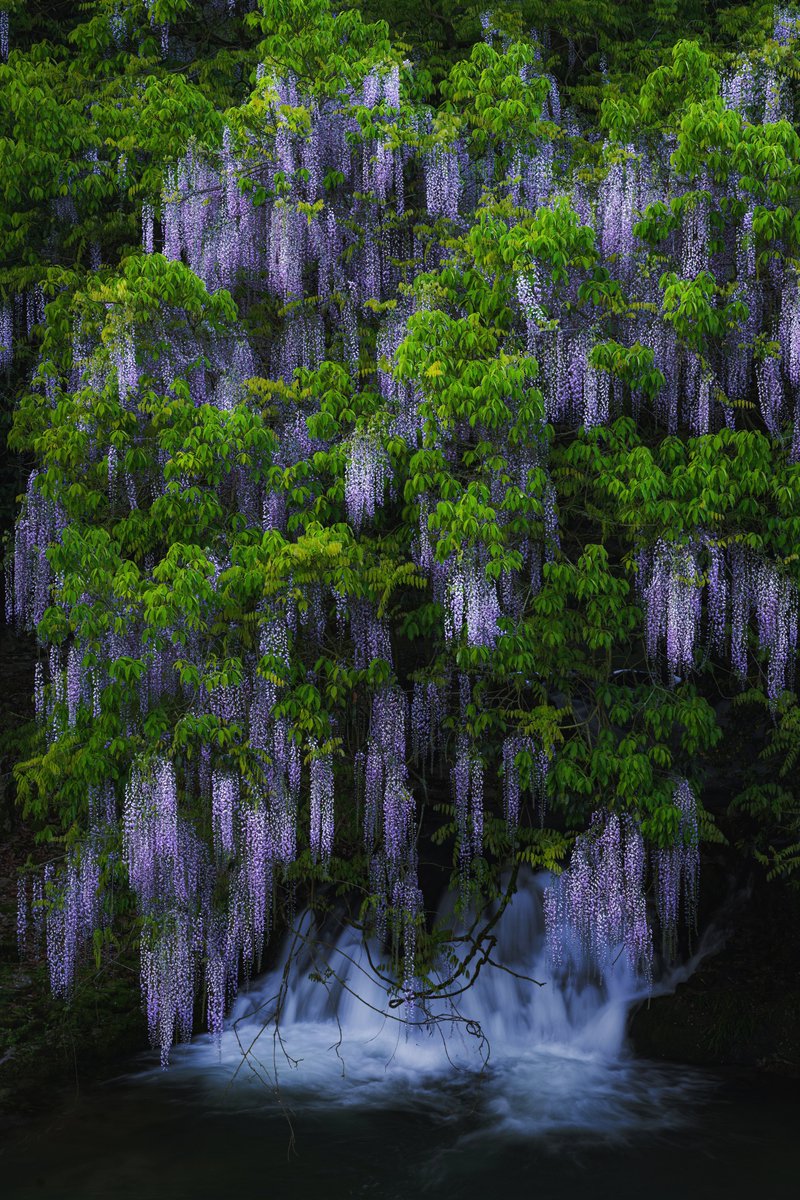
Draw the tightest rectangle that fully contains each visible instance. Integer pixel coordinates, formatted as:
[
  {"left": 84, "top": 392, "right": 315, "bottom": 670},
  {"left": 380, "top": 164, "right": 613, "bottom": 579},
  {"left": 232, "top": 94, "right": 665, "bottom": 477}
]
[{"left": 153, "top": 871, "right": 713, "bottom": 1138}]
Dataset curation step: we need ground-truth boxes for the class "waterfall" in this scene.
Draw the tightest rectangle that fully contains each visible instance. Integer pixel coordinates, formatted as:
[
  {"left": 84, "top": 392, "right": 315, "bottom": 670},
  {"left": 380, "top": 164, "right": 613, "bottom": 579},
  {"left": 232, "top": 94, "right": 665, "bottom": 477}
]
[{"left": 156, "top": 871, "right": 713, "bottom": 1137}]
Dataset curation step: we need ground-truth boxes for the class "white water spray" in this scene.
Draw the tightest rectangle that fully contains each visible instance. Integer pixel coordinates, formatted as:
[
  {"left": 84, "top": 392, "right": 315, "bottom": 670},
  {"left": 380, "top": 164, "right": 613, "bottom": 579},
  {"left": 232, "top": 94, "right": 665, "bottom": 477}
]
[{"left": 158, "top": 871, "right": 713, "bottom": 1137}]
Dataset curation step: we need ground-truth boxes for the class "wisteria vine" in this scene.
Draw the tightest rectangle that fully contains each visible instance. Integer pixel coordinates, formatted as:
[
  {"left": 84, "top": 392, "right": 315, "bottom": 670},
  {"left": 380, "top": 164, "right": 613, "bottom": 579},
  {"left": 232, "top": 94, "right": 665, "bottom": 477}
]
[{"left": 8, "top": 7, "right": 800, "bottom": 1062}]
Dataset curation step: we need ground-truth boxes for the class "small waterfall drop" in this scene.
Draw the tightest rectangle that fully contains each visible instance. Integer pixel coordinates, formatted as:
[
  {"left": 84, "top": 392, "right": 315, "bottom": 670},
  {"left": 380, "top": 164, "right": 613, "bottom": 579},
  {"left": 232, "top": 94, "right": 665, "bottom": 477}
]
[{"left": 159, "top": 871, "right": 711, "bottom": 1137}]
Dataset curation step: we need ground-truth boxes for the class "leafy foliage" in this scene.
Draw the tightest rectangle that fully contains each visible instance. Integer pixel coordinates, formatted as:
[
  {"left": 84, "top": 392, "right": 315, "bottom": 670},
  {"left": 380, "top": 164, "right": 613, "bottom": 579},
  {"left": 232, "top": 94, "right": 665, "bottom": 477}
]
[{"left": 4, "top": 1, "right": 800, "bottom": 1059}]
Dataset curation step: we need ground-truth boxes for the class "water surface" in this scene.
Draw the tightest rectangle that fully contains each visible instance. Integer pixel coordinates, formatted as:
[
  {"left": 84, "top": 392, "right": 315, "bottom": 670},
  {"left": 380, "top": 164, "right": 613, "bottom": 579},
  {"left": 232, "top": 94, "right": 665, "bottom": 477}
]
[{"left": 0, "top": 1061, "right": 795, "bottom": 1199}]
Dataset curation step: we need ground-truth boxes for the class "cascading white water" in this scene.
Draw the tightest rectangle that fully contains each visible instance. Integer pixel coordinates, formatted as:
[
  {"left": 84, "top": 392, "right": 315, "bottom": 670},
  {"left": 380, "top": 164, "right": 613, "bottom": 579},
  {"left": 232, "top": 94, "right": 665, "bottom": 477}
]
[{"left": 159, "top": 871, "right": 712, "bottom": 1137}]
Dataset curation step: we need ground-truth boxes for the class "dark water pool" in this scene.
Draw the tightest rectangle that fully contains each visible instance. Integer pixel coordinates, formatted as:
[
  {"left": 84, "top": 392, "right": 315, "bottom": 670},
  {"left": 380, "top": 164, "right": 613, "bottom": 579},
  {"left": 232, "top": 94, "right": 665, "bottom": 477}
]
[{"left": 0, "top": 1060, "right": 795, "bottom": 1200}]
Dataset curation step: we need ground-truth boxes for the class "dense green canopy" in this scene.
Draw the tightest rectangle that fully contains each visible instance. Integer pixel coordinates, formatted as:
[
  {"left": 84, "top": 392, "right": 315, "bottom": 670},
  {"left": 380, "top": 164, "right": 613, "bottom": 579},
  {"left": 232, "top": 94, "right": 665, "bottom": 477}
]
[{"left": 3, "top": 1, "right": 800, "bottom": 1058}]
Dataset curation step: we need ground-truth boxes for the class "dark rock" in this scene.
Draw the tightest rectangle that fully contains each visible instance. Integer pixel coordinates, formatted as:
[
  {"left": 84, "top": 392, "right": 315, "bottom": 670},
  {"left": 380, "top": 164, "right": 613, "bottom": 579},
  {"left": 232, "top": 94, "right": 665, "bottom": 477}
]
[{"left": 630, "top": 873, "right": 800, "bottom": 1075}]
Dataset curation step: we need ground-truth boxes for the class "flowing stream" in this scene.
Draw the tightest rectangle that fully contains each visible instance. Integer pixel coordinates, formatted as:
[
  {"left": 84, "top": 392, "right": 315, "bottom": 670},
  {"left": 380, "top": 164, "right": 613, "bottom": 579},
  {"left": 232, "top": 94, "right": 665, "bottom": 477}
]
[
  {"left": 1, "top": 872, "right": 795, "bottom": 1198},
  {"left": 161, "top": 870, "right": 705, "bottom": 1135}
]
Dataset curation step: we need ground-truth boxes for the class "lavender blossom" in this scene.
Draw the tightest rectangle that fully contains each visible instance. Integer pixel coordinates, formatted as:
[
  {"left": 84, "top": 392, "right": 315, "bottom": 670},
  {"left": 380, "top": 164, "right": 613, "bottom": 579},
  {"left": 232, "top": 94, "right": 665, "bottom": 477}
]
[
  {"left": 655, "top": 780, "right": 699, "bottom": 950},
  {"left": 444, "top": 557, "right": 501, "bottom": 649},
  {"left": 640, "top": 540, "right": 702, "bottom": 676},
  {"left": 544, "top": 810, "right": 653, "bottom": 981},
  {"left": 309, "top": 742, "right": 335, "bottom": 864},
  {"left": 0, "top": 304, "right": 12, "bottom": 368},
  {"left": 345, "top": 429, "right": 390, "bottom": 530}
]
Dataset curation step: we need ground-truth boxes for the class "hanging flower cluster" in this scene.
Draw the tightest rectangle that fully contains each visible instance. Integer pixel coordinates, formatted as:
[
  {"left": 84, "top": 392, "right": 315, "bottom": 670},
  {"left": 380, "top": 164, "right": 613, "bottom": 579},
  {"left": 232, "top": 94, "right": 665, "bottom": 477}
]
[
  {"left": 502, "top": 735, "right": 549, "bottom": 834},
  {"left": 638, "top": 539, "right": 798, "bottom": 701},
  {"left": 544, "top": 809, "right": 653, "bottom": 982},
  {"left": 639, "top": 540, "right": 704, "bottom": 677},
  {"left": 654, "top": 780, "right": 699, "bottom": 952},
  {"left": 361, "top": 685, "right": 422, "bottom": 1000},
  {"left": 453, "top": 734, "right": 484, "bottom": 872},
  {"left": 344, "top": 427, "right": 391, "bottom": 530},
  {"left": 444, "top": 556, "right": 501, "bottom": 649}
]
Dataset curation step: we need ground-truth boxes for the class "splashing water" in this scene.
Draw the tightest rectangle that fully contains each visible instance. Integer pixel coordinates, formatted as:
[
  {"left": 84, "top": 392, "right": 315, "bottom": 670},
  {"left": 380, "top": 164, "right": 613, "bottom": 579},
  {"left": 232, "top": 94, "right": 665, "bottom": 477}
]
[{"left": 154, "top": 871, "right": 714, "bottom": 1140}]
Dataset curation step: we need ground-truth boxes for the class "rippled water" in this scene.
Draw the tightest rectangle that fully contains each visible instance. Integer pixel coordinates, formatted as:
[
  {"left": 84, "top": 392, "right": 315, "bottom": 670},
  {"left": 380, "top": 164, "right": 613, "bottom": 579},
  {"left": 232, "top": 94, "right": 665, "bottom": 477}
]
[{"left": 0, "top": 1063, "right": 795, "bottom": 1200}]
